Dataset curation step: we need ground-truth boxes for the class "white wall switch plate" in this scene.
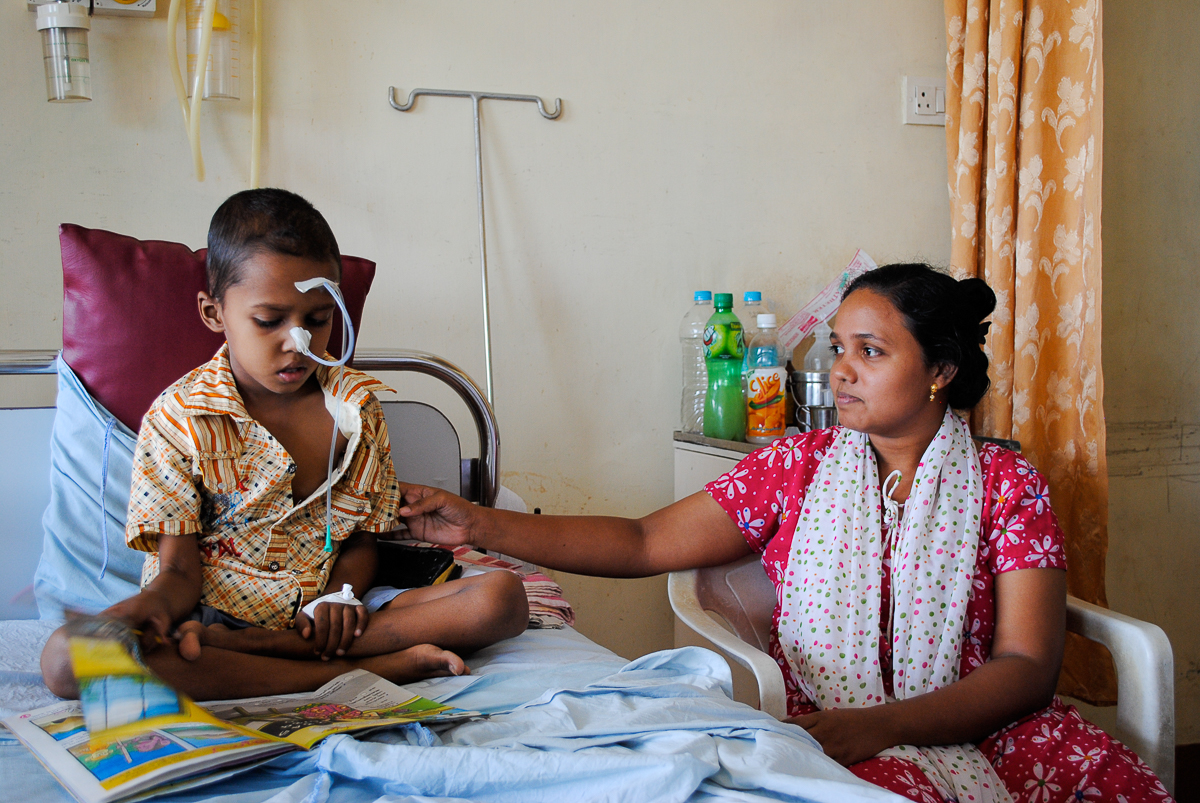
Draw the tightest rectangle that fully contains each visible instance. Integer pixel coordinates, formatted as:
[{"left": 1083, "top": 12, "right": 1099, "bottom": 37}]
[
  {"left": 27, "top": 0, "right": 155, "bottom": 18},
  {"left": 902, "top": 75, "right": 946, "bottom": 127}
]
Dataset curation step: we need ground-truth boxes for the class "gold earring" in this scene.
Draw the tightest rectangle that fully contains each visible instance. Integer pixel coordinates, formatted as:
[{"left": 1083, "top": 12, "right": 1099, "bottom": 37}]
[{"left": 929, "top": 383, "right": 938, "bottom": 402}]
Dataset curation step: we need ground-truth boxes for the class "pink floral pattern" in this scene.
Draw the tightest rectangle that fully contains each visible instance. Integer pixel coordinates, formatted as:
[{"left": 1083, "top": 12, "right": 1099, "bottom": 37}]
[{"left": 705, "top": 429, "right": 1173, "bottom": 802}]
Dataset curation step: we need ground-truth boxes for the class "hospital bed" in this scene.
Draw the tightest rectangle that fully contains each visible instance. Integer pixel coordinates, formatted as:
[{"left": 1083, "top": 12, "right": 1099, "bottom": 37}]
[{"left": 0, "top": 225, "right": 905, "bottom": 803}]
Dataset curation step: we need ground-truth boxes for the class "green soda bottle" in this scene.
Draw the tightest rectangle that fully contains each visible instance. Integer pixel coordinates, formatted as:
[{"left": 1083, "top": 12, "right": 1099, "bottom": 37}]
[{"left": 703, "top": 293, "right": 747, "bottom": 441}]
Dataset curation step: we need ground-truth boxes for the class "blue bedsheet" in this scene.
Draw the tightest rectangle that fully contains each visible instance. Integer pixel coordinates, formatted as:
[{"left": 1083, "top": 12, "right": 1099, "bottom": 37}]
[{"left": 0, "top": 623, "right": 901, "bottom": 803}]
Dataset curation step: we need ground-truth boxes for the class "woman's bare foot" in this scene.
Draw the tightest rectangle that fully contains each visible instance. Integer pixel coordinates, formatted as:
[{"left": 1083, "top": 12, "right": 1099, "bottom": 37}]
[{"left": 359, "top": 644, "right": 468, "bottom": 683}]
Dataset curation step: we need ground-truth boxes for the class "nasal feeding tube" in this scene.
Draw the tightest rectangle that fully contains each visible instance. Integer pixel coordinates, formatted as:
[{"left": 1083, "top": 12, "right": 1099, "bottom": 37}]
[{"left": 288, "top": 278, "right": 356, "bottom": 553}]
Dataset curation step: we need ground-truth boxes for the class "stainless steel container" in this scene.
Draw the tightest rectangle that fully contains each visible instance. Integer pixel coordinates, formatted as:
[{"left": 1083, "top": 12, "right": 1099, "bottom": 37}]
[{"left": 791, "top": 370, "right": 838, "bottom": 432}]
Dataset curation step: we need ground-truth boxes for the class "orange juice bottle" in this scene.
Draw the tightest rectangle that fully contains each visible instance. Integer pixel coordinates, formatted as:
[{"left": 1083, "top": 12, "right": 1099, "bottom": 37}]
[{"left": 745, "top": 314, "right": 787, "bottom": 444}]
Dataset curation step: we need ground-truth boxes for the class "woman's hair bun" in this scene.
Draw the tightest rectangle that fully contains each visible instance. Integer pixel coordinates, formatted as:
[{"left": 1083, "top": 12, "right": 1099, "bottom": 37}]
[{"left": 954, "top": 277, "right": 997, "bottom": 323}]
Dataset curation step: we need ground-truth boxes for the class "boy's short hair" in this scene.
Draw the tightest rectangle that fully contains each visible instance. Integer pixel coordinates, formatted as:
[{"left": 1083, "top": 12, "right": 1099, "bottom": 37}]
[{"left": 206, "top": 188, "right": 342, "bottom": 302}]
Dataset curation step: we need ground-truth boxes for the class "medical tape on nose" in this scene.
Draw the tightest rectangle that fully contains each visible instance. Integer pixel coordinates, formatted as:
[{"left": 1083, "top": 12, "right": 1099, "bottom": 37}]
[{"left": 289, "top": 326, "right": 313, "bottom": 354}]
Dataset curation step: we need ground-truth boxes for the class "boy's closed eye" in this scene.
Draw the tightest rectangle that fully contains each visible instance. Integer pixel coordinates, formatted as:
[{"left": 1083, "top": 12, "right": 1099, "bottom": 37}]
[{"left": 253, "top": 314, "right": 332, "bottom": 330}]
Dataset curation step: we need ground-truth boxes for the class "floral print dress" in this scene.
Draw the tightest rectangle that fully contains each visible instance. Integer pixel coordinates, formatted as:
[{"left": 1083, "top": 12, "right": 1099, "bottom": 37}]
[{"left": 705, "top": 428, "right": 1173, "bottom": 803}]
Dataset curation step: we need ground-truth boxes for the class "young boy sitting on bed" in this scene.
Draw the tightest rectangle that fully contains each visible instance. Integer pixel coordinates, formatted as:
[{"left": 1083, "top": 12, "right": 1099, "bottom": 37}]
[{"left": 42, "top": 188, "right": 528, "bottom": 701}]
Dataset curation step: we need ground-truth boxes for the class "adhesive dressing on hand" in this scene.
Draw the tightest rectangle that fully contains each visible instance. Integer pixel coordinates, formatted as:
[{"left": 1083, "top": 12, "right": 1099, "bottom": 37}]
[{"left": 301, "top": 583, "right": 361, "bottom": 619}]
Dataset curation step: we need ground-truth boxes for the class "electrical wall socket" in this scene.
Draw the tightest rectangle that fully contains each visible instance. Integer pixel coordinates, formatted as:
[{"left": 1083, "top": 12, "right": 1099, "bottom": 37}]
[
  {"left": 26, "top": 0, "right": 155, "bottom": 18},
  {"left": 902, "top": 75, "right": 946, "bottom": 127}
]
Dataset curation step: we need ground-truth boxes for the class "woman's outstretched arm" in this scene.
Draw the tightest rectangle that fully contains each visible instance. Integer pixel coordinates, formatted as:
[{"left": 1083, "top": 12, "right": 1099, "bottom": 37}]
[
  {"left": 793, "top": 566, "right": 1066, "bottom": 765},
  {"left": 397, "top": 485, "right": 752, "bottom": 578}
]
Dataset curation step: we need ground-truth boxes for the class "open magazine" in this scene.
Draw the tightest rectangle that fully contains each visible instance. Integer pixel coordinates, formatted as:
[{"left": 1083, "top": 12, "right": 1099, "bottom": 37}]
[{"left": 2, "top": 618, "right": 480, "bottom": 803}]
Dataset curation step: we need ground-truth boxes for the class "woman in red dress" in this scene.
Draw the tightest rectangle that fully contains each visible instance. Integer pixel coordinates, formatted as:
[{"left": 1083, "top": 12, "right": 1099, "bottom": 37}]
[{"left": 399, "top": 264, "right": 1173, "bottom": 802}]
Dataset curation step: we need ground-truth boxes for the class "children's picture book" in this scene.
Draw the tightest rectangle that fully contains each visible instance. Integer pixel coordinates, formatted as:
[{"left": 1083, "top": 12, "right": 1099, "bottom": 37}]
[{"left": 3, "top": 617, "right": 480, "bottom": 803}]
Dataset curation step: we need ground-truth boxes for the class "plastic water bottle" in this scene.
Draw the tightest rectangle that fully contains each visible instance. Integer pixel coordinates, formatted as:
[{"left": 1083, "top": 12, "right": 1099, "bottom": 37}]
[
  {"left": 796, "top": 320, "right": 838, "bottom": 432},
  {"left": 804, "top": 320, "right": 835, "bottom": 372},
  {"left": 703, "top": 293, "right": 747, "bottom": 441},
  {"left": 679, "top": 291, "right": 713, "bottom": 434},
  {"left": 736, "top": 292, "right": 767, "bottom": 375},
  {"left": 746, "top": 314, "right": 787, "bottom": 444}
]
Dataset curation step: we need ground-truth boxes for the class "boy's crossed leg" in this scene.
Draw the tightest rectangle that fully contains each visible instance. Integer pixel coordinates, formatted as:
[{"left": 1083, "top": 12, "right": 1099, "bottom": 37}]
[
  {"left": 177, "top": 570, "right": 529, "bottom": 662},
  {"left": 41, "top": 626, "right": 465, "bottom": 702}
]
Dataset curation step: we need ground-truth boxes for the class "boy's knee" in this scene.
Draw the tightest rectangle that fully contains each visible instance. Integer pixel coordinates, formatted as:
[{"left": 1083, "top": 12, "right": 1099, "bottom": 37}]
[
  {"left": 479, "top": 570, "right": 529, "bottom": 636},
  {"left": 40, "top": 626, "right": 80, "bottom": 699}
]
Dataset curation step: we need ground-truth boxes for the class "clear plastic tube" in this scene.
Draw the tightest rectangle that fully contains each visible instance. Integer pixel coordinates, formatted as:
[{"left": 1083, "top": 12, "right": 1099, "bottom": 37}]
[{"left": 288, "top": 280, "right": 356, "bottom": 553}]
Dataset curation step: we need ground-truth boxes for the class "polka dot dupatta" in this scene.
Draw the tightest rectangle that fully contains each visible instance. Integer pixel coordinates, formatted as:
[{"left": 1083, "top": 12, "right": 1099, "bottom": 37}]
[{"left": 778, "top": 409, "right": 1013, "bottom": 802}]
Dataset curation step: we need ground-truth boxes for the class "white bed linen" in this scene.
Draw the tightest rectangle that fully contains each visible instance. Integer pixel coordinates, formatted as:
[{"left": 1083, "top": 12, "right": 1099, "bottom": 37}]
[
  {"left": 0, "top": 620, "right": 902, "bottom": 803},
  {"left": 0, "top": 619, "right": 62, "bottom": 724}
]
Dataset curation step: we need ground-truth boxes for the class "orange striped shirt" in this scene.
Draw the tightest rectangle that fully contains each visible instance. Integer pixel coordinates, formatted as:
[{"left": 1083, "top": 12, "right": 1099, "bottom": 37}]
[{"left": 126, "top": 345, "right": 401, "bottom": 630}]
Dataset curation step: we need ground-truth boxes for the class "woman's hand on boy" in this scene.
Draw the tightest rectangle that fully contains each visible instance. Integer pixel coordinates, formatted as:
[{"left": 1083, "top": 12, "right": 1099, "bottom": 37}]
[
  {"left": 397, "top": 483, "right": 480, "bottom": 547},
  {"left": 296, "top": 601, "right": 370, "bottom": 660}
]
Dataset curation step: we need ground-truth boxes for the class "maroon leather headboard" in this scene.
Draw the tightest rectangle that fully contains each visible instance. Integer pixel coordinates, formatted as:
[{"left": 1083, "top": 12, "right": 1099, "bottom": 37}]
[{"left": 60, "top": 224, "right": 375, "bottom": 432}]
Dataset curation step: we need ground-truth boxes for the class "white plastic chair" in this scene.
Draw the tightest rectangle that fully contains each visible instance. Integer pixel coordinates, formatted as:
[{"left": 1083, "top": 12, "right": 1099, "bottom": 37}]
[{"left": 669, "top": 554, "right": 1176, "bottom": 793}]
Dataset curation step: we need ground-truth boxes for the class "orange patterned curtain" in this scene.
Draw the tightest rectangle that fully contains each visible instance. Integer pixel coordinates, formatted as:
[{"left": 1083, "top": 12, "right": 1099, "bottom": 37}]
[{"left": 944, "top": 0, "right": 1114, "bottom": 702}]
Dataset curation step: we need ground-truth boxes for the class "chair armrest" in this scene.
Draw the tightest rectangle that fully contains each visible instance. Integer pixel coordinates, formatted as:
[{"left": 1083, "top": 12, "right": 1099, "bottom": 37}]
[
  {"left": 669, "top": 569, "right": 788, "bottom": 720},
  {"left": 1065, "top": 595, "right": 1175, "bottom": 792}
]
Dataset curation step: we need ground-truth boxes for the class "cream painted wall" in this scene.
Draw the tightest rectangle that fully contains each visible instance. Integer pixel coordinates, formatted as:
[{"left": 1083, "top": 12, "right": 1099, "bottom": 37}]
[
  {"left": 0, "top": 1, "right": 952, "bottom": 660},
  {"left": 1102, "top": 0, "right": 1200, "bottom": 745}
]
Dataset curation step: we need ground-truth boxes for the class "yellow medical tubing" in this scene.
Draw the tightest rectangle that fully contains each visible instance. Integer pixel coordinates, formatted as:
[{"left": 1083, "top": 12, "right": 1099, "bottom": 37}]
[
  {"left": 166, "top": 0, "right": 188, "bottom": 126},
  {"left": 250, "top": 0, "right": 262, "bottom": 188},
  {"left": 168, "top": 0, "right": 261, "bottom": 186}
]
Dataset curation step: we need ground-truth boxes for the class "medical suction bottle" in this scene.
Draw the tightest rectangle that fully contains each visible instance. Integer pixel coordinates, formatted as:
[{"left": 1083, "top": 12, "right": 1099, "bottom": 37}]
[
  {"left": 745, "top": 314, "right": 787, "bottom": 444},
  {"left": 703, "top": 294, "right": 747, "bottom": 442},
  {"left": 679, "top": 291, "right": 713, "bottom": 434},
  {"left": 37, "top": 2, "right": 91, "bottom": 103},
  {"left": 187, "top": 0, "right": 240, "bottom": 100}
]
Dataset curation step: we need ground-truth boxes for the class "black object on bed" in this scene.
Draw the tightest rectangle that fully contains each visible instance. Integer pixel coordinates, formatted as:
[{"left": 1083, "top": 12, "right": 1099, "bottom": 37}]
[{"left": 375, "top": 542, "right": 462, "bottom": 589}]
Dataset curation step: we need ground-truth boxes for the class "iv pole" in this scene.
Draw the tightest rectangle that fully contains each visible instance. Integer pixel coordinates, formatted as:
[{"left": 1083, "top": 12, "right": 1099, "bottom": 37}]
[{"left": 387, "top": 87, "right": 562, "bottom": 406}]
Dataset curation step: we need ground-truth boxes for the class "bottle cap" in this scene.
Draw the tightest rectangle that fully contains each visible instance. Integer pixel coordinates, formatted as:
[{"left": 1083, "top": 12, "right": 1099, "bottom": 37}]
[
  {"left": 37, "top": 2, "right": 91, "bottom": 30},
  {"left": 713, "top": 293, "right": 733, "bottom": 310},
  {"left": 757, "top": 313, "right": 777, "bottom": 328},
  {"left": 693, "top": 290, "right": 712, "bottom": 302},
  {"left": 743, "top": 291, "right": 762, "bottom": 303}
]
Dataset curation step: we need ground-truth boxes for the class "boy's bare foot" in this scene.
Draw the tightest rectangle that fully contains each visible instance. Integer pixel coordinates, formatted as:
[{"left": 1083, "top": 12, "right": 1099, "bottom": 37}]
[
  {"left": 359, "top": 644, "right": 468, "bottom": 683},
  {"left": 175, "top": 621, "right": 230, "bottom": 661}
]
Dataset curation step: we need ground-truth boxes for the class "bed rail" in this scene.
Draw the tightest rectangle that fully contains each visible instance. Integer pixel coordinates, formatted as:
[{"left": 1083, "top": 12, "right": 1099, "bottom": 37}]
[
  {"left": 0, "top": 349, "right": 500, "bottom": 508},
  {"left": 0, "top": 350, "right": 58, "bottom": 375},
  {"left": 352, "top": 350, "right": 499, "bottom": 507}
]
